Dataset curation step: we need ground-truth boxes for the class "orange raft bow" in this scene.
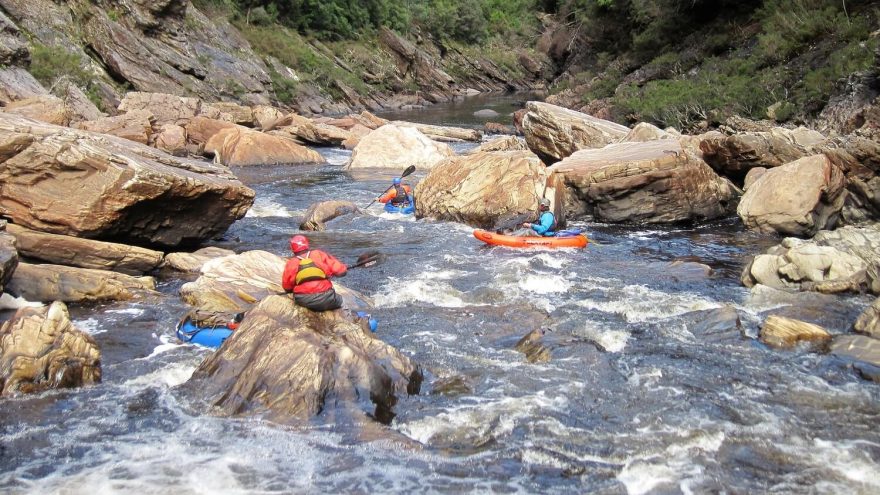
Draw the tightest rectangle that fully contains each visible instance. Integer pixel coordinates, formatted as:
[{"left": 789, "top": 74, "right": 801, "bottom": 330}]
[{"left": 473, "top": 230, "right": 588, "bottom": 249}]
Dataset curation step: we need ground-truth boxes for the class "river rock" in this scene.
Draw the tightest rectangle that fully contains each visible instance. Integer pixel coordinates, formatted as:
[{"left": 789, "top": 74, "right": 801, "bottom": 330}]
[
  {"left": 737, "top": 155, "right": 846, "bottom": 237},
  {"left": 416, "top": 150, "right": 549, "bottom": 229},
  {"left": 51, "top": 81, "right": 105, "bottom": 124},
  {"left": 76, "top": 110, "right": 155, "bottom": 145},
  {"left": 548, "top": 139, "right": 738, "bottom": 224},
  {"left": 163, "top": 246, "right": 235, "bottom": 273},
  {"left": 184, "top": 116, "right": 241, "bottom": 148},
  {"left": 700, "top": 127, "right": 827, "bottom": 184},
  {"left": 474, "top": 109, "right": 500, "bottom": 118},
  {"left": 117, "top": 92, "right": 203, "bottom": 126},
  {"left": 514, "top": 329, "right": 552, "bottom": 363},
  {"left": 830, "top": 335, "right": 880, "bottom": 379},
  {"left": 0, "top": 113, "right": 254, "bottom": 247},
  {"left": 186, "top": 294, "right": 422, "bottom": 424},
  {"left": 204, "top": 102, "right": 253, "bottom": 126},
  {"left": 294, "top": 121, "right": 353, "bottom": 146},
  {"left": 5, "top": 223, "right": 163, "bottom": 275},
  {"left": 0, "top": 67, "right": 48, "bottom": 105},
  {"left": 154, "top": 124, "right": 187, "bottom": 155},
  {"left": 684, "top": 305, "right": 744, "bottom": 343},
  {"left": 0, "top": 301, "right": 101, "bottom": 397},
  {"left": 179, "top": 250, "right": 370, "bottom": 314},
  {"left": 391, "top": 121, "right": 482, "bottom": 142},
  {"left": 0, "top": 227, "right": 18, "bottom": 294},
  {"left": 300, "top": 201, "right": 360, "bottom": 231},
  {"left": 4, "top": 95, "right": 70, "bottom": 126},
  {"left": 211, "top": 127, "right": 325, "bottom": 167},
  {"left": 521, "top": 101, "right": 630, "bottom": 164},
  {"left": 854, "top": 297, "right": 880, "bottom": 338},
  {"left": 620, "top": 122, "right": 674, "bottom": 143},
  {"left": 759, "top": 315, "right": 831, "bottom": 348},
  {"left": 469, "top": 136, "right": 529, "bottom": 154},
  {"left": 347, "top": 124, "right": 454, "bottom": 171},
  {"left": 743, "top": 167, "right": 767, "bottom": 191},
  {"left": 7, "top": 262, "right": 155, "bottom": 303},
  {"left": 821, "top": 129, "right": 880, "bottom": 224},
  {"left": 252, "top": 105, "right": 284, "bottom": 130}
]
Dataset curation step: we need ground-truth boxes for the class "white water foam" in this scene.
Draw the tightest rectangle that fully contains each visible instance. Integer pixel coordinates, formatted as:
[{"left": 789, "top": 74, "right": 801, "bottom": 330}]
[
  {"left": 73, "top": 317, "right": 103, "bottom": 335},
  {"left": 124, "top": 360, "right": 198, "bottom": 388},
  {"left": 374, "top": 269, "right": 476, "bottom": 308},
  {"left": 617, "top": 430, "right": 725, "bottom": 495},
  {"left": 577, "top": 283, "right": 721, "bottom": 323},
  {"left": 575, "top": 322, "right": 630, "bottom": 353},
  {"left": 245, "top": 197, "right": 296, "bottom": 218},
  {"left": 0, "top": 292, "right": 42, "bottom": 310}
]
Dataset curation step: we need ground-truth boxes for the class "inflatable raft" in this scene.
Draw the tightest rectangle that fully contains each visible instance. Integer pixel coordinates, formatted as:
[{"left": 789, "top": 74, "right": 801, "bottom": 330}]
[
  {"left": 384, "top": 197, "right": 415, "bottom": 215},
  {"left": 473, "top": 229, "right": 588, "bottom": 249}
]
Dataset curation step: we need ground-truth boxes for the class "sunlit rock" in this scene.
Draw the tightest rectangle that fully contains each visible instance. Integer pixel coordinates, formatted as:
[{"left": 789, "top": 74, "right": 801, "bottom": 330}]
[
  {"left": 203, "top": 101, "right": 253, "bottom": 126},
  {"left": 620, "top": 122, "right": 674, "bottom": 143},
  {"left": 0, "top": 113, "right": 254, "bottom": 247},
  {"left": 741, "top": 225, "right": 880, "bottom": 295},
  {"left": 391, "top": 121, "right": 482, "bottom": 142},
  {"left": 300, "top": 201, "right": 360, "bottom": 231},
  {"left": 4, "top": 95, "right": 70, "bottom": 126},
  {"left": 5, "top": 223, "right": 163, "bottom": 275},
  {"left": 759, "top": 315, "right": 830, "bottom": 348},
  {"left": 515, "top": 329, "right": 552, "bottom": 363},
  {"left": 7, "top": 263, "right": 156, "bottom": 303},
  {"left": 211, "top": 127, "right": 325, "bottom": 166},
  {"left": 416, "top": 150, "right": 550, "bottom": 229},
  {"left": 0, "top": 301, "right": 101, "bottom": 396},
  {"left": 185, "top": 116, "right": 241, "bottom": 149},
  {"left": 76, "top": 109, "right": 155, "bottom": 145},
  {"left": 186, "top": 295, "right": 422, "bottom": 424},
  {"left": 164, "top": 246, "right": 235, "bottom": 273},
  {"left": 854, "top": 297, "right": 880, "bottom": 338},
  {"left": 347, "top": 124, "right": 454, "bottom": 171},
  {"left": 521, "top": 101, "right": 629, "bottom": 164},
  {"left": 738, "top": 155, "right": 846, "bottom": 237},
  {"left": 468, "top": 136, "right": 529, "bottom": 154},
  {"left": 549, "top": 139, "right": 738, "bottom": 224}
]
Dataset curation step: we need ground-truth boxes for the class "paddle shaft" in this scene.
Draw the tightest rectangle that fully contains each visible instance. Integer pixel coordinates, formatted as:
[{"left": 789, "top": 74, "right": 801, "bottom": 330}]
[{"left": 364, "top": 165, "right": 416, "bottom": 208}]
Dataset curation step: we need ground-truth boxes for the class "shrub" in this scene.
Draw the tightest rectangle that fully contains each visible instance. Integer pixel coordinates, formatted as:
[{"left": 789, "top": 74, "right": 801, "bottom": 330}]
[{"left": 28, "top": 43, "right": 91, "bottom": 89}]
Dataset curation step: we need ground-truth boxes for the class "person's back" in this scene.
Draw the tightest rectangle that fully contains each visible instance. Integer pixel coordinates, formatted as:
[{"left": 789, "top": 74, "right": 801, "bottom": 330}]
[
  {"left": 377, "top": 177, "right": 412, "bottom": 206},
  {"left": 513, "top": 198, "right": 556, "bottom": 237},
  {"left": 281, "top": 235, "right": 347, "bottom": 311}
]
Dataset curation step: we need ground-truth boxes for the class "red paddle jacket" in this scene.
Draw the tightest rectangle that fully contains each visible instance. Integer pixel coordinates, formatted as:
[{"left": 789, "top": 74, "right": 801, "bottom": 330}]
[{"left": 281, "top": 249, "right": 347, "bottom": 294}]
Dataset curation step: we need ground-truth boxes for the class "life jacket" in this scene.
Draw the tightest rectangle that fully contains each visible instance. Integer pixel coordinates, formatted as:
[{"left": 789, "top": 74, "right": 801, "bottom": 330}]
[
  {"left": 392, "top": 184, "right": 409, "bottom": 204},
  {"left": 295, "top": 251, "right": 328, "bottom": 284},
  {"left": 535, "top": 210, "right": 557, "bottom": 235}
]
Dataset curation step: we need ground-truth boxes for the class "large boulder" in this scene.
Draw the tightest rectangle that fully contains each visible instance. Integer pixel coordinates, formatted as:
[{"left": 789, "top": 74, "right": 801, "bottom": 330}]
[
  {"left": 699, "top": 127, "right": 827, "bottom": 184},
  {"left": 154, "top": 124, "right": 187, "bottom": 156},
  {"left": 179, "top": 250, "right": 370, "bottom": 314},
  {"left": 294, "top": 121, "right": 353, "bottom": 147},
  {"left": 0, "top": 301, "right": 101, "bottom": 396},
  {"left": 821, "top": 129, "right": 880, "bottom": 224},
  {"left": 548, "top": 139, "right": 738, "bottom": 224},
  {"left": 5, "top": 223, "right": 163, "bottom": 275},
  {"left": 300, "top": 201, "right": 360, "bottom": 231},
  {"left": 0, "top": 223, "right": 18, "bottom": 293},
  {"left": 830, "top": 335, "right": 880, "bottom": 382},
  {"left": 416, "top": 150, "right": 550, "bottom": 229},
  {"left": 468, "top": 136, "right": 529, "bottom": 154},
  {"left": 0, "top": 113, "right": 254, "bottom": 247},
  {"left": 184, "top": 116, "right": 242, "bottom": 148},
  {"left": 4, "top": 95, "right": 70, "bottom": 126},
  {"left": 203, "top": 101, "right": 253, "bottom": 126},
  {"left": 186, "top": 295, "right": 422, "bottom": 424},
  {"left": 737, "top": 155, "right": 846, "bottom": 237},
  {"left": 346, "top": 124, "right": 454, "bottom": 171},
  {"left": 164, "top": 246, "right": 235, "bottom": 273},
  {"left": 51, "top": 80, "right": 105, "bottom": 124},
  {"left": 76, "top": 110, "right": 155, "bottom": 145},
  {"left": 391, "top": 121, "right": 482, "bottom": 142},
  {"left": 211, "top": 127, "right": 325, "bottom": 167},
  {"left": 741, "top": 224, "right": 880, "bottom": 295},
  {"left": 118, "top": 92, "right": 203, "bottom": 126},
  {"left": 6, "top": 263, "right": 156, "bottom": 303},
  {"left": 0, "top": 67, "right": 48, "bottom": 105},
  {"left": 521, "top": 101, "right": 629, "bottom": 164},
  {"left": 854, "top": 297, "right": 880, "bottom": 338}
]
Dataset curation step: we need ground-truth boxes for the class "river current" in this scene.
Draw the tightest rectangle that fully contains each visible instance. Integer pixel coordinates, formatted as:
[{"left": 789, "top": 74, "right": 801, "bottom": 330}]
[{"left": 1, "top": 96, "right": 878, "bottom": 494}]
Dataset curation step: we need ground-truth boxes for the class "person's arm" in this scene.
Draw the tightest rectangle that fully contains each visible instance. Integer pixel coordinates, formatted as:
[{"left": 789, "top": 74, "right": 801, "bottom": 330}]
[
  {"left": 531, "top": 212, "right": 554, "bottom": 235},
  {"left": 281, "top": 258, "right": 299, "bottom": 292},
  {"left": 314, "top": 250, "right": 348, "bottom": 277},
  {"left": 377, "top": 189, "right": 395, "bottom": 203}
]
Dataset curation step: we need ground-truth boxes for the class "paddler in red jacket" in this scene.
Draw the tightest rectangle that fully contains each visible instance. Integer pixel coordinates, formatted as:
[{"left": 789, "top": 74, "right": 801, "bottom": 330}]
[{"left": 281, "top": 235, "right": 348, "bottom": 311}]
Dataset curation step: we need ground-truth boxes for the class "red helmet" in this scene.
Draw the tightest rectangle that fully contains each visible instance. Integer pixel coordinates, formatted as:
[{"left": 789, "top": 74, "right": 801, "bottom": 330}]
[{"left": 289, "top": 235, "right": 309, "bottom": 253}]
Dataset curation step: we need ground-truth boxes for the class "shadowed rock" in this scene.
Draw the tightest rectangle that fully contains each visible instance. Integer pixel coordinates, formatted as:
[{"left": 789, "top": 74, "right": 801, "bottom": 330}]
[
  {"left": 5, "top": 223, "right": 163, "bottom": 275},
  {"left": 515, "top": 329, "right": 552, "bottom": 363},
  {"left": 0, "top": 223, "right": 18, "bottom": 293},
  {"left": 830, "top": 335, "right": 880, "bottom": 382},
  {"left": 0, "top": 113, "right": 254, "bottom": 247},
  {"left": 7, "top": 263, "right": 156, "bottom": 303},
  {"left": 549, "top": 139, "right": 738, "bottom": 224},
  {"left": 0, "top": 301, "right": 101, "bottom": 396},
  {"left": 300, "top": 201, "right": 360, "bottom": 231},
  {"left": 854, "top": 297, "right": 880, "bottom": 338},
  {"left": 186, "top": 295, "right": 422, "bottom": 424}
]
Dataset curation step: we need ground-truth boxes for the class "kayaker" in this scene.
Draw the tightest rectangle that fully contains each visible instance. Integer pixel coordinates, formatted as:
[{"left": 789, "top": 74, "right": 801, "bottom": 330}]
[
  {"left": 513, "top": 198, "right": 556, "bottom": 237},
  {"left": 376, "top": 177, "right": 412, "bottom": 207},
  {"left": 281, "top": 235, "right": 348, "bottom": 311}
]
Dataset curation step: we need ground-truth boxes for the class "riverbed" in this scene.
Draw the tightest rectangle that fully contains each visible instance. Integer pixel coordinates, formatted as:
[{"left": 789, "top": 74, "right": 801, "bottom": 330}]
[{"left": 1, "top": 96, "right": 878, "bottom": 494}]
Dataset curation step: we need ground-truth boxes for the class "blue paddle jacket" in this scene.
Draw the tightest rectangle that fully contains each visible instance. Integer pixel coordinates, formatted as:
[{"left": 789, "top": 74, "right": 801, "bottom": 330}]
[{"left": 531, "top": 211, "right": 556, "bottom": 236}]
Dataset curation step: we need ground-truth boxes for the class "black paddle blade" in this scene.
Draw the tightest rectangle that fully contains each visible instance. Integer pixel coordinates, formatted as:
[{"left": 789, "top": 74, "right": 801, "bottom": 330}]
[
  {"left": 401, "top": 165, "right": 416, "bottom": 178},
  {"left": 353, "top": 251, "right": 382, "bottom": 268}
]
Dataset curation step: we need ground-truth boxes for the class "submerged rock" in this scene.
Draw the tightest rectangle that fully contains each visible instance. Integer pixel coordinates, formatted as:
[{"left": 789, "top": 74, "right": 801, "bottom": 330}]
[
  {"left": 759, "top": 315, "right": 831, "bottom": 348},
  {"left": 164, "top": 247, "right": 235, "bottom": 273},
  {"left": 0, "top": 113, "right": 254, "bottom": 248},
  {"left": 300, "top": 201, "right": 360, "bottom": 231},
  {"left": 187, "top": 295, "right": 422, "bottom": 424},
  {"left": 0, "top": 301, "right": 101, "bottom": 396},
  {"left": 830, "top": 335, "right": 880, "bottom": 382},
  {"left": 549, "top": 139, "right": 738, "bottom": 224},
  {"left": 515, "top": 328, "right": 552, "bottom": 363}
]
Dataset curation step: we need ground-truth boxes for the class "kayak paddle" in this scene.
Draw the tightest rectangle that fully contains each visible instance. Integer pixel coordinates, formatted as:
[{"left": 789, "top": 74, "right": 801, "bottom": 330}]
[{"left": 350, "top": 251, "right": 382, "bottom": 269}]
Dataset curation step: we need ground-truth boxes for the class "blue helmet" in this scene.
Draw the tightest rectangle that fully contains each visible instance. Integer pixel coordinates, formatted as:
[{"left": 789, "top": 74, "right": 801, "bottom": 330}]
[{"left": 392, "top": 177, "right": 401, "bottom": 185}]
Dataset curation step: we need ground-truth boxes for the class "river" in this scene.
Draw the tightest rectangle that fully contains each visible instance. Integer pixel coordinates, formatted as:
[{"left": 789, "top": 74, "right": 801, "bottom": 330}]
[{"left": 1, "top": 94, "right": 878, "bottom": 494}]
